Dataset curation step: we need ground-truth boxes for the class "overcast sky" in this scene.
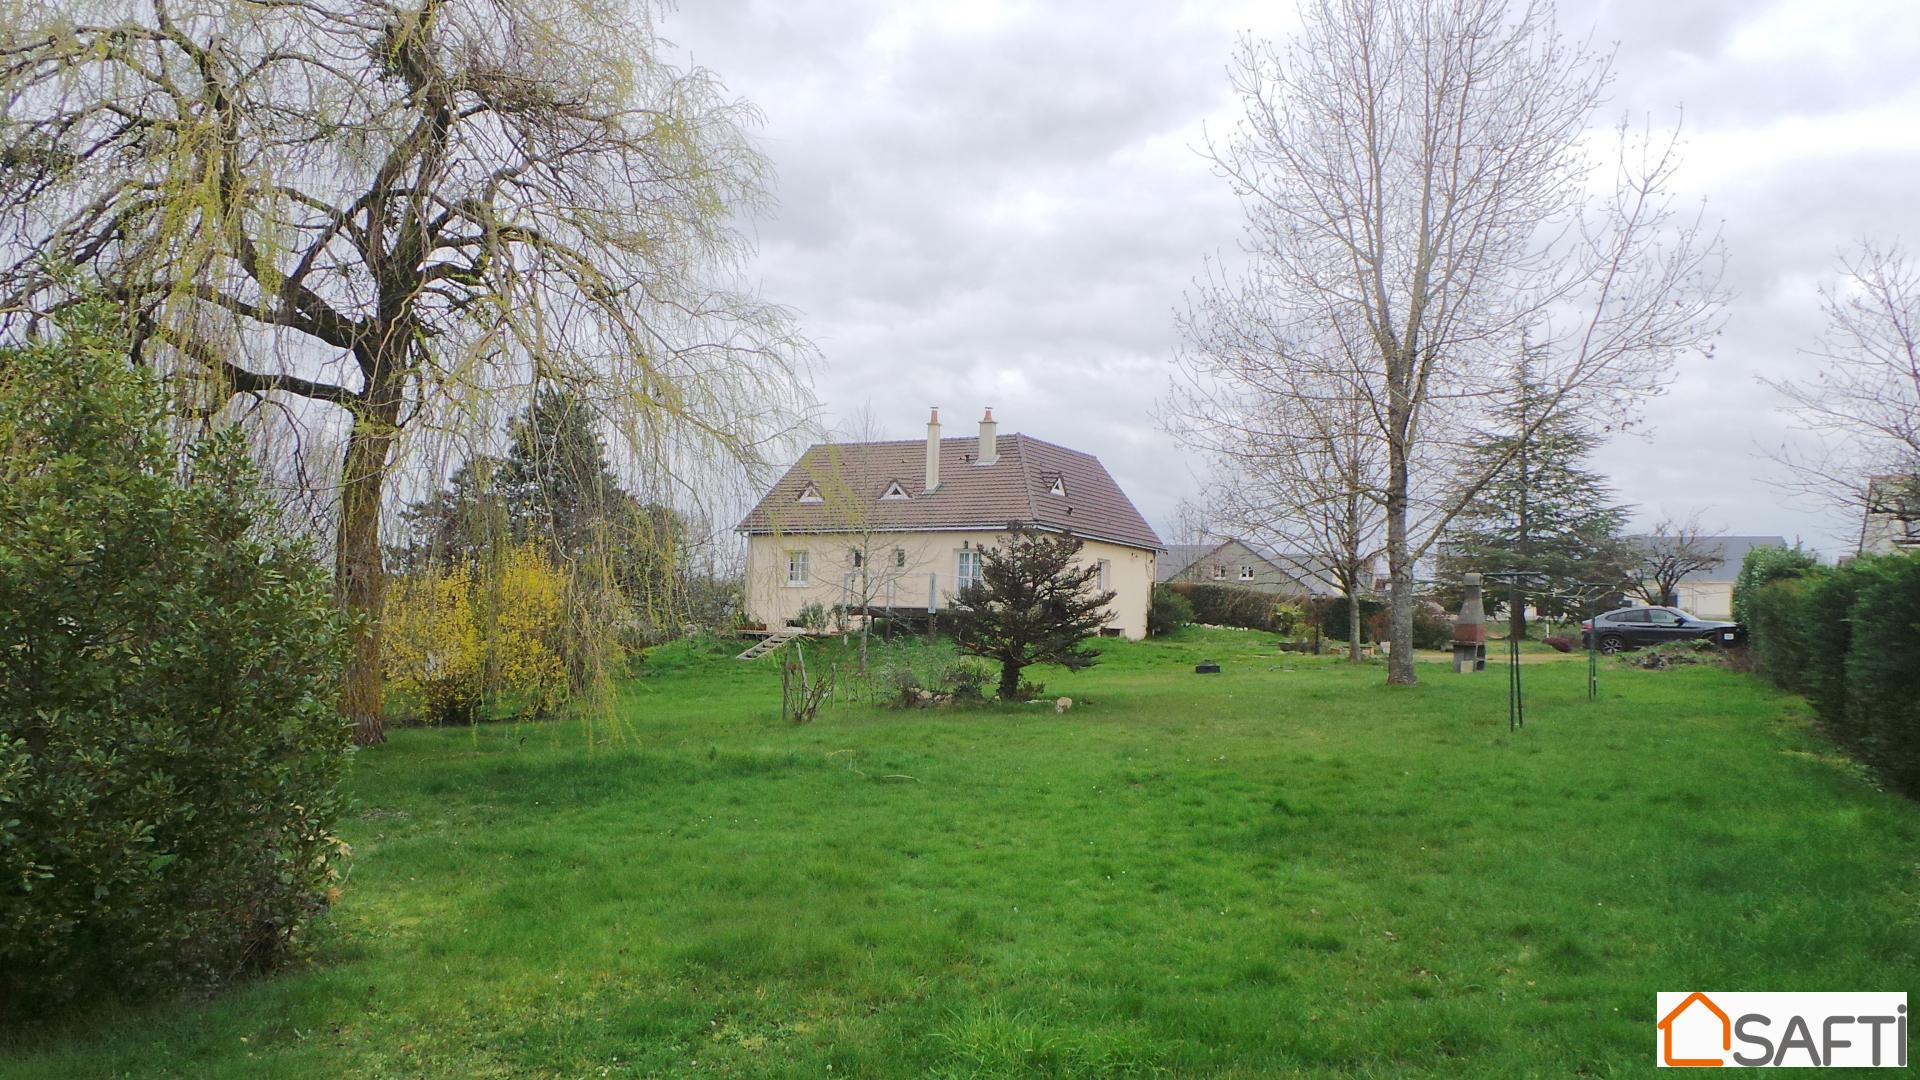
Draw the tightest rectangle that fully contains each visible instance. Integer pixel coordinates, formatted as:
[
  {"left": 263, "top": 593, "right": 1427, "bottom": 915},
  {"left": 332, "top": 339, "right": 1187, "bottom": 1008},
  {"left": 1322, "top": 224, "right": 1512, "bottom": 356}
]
[{"left": 661, "top": 0, "right": 1920, "bottom": 561}]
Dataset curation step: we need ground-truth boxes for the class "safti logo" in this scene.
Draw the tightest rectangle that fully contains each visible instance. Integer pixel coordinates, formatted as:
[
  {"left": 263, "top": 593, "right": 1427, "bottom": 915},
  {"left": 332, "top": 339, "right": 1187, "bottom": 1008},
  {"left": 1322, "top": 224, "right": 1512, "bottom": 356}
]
[{"left": 1657, "top": 992, "right": 1908, "bottom": 1068}]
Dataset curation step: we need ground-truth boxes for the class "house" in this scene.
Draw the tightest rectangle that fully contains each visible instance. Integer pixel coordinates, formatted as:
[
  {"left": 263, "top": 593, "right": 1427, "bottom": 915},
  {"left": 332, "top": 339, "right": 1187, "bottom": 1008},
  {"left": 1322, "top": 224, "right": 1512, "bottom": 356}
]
[
  {"left": 1625, "top": 534, "right": 1787, "bottom": 620},
  {"left": 1858, "top": 475, "right": 1920, "bottom": 556},
  {"left": 1156, "top": 538, "right": 1361, "bottom": 597},
  {"left": 736, "top": 408, "right": 1164, "bottom": 639}
]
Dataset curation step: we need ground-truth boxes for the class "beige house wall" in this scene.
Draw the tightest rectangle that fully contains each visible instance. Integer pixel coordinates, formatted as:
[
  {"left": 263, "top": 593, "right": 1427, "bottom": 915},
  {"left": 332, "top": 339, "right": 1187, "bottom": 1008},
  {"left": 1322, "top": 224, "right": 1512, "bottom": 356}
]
[
  {"left": 745, "top": 530, "right": 1156, "bottom": 640},
  {"left": 1671, "top": 581, "right": 1734, "bottom": 620}
]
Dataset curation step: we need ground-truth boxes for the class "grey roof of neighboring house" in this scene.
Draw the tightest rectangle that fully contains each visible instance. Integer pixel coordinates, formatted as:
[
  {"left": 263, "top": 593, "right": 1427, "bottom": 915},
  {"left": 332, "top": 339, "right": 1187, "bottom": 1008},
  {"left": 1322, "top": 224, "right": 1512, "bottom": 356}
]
[
  {"left": 1625, "top": 534, "right": 1789, "bottom": 583},
  {"left": 1157, "top": 544, "right": 1219, "bottom": 580},
  {"left": 737, "top": 433, "right": 1163, "bottom": 552},
  {"left": 1154, "top": 538, "right": 1350, "bottom": 595}
]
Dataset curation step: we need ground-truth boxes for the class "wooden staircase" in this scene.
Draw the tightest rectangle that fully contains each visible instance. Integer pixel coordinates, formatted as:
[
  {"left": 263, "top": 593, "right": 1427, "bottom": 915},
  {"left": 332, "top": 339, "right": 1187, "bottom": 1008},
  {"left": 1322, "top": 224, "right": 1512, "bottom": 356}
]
[{"left": 736, "top": 626, "right": 803, "bottom": 661}]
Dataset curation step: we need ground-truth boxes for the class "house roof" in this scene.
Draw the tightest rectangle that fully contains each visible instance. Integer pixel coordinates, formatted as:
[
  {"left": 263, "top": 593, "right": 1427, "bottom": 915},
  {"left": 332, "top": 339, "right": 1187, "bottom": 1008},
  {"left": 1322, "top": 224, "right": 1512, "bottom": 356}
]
[
  {"left": 1625, "top": 534, "right": 1789, "bottom": 583},
  {"left": 1154, "top": 537, "right": 1350, "bottom": 595},
  {"left": 737, "top": 433, "right": 1163, "bottom": 551},
  {"left": 1158, "top": 544, "right": 1220, "bottom": 579}
]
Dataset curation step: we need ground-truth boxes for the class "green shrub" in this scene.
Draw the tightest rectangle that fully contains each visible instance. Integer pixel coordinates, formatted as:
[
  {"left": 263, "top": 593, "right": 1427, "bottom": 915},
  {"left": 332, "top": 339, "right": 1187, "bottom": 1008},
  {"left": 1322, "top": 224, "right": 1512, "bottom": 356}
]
[
  {"left": 1167, "top": 582, "right": 1275, "bottom": 630},
  {"left": 1742, "top": 553, "right": 1920, "bottom": 798},
  {"left": 1320, "top": 595, "right": 1387, "bottom": 642},
  {"left": 1799, "top": 566, "right": 1865, "bottom": 743},
  {"left": 1362, "top": 602, "right": 1452, "bottom": 650},
  {"left": 1745, "top": 577, "right": 1812, "bottom": 693},
  {"left": 1843, "top": 558, "right": 1920, "bottom": 794},
  {"left": 1732, "top": 543, "right": 1818, "bottom": 627},
  {"left": 1271, "top": 602, "right": 1306, "bottom": 638},
  {"left": 0, "top": 309, "right": 350, "bottom": 1013},
  {"left": 1148, "top": 584, "right": 1195, "bottom": 636},
  {"left": 795, "top": 602, "right": 828, "bottom": 631},
  {"left": 942, "top": 660, "right": 992, "bottom": 702}
]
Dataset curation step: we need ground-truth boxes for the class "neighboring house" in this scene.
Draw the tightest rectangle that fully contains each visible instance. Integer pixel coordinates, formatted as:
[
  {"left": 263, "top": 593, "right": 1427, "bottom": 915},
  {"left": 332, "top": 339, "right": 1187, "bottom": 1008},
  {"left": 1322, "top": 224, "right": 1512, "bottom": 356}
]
[
  {"left": 736, "top": 408, "right": 1164, "bottom": 639},
  {"left": 1624, "top": 534, "right": 1788, "bottom": 620},
  {"left": 1157, "top": 538, "right": 1366, "bottom": 598},
  {"left": 1858, "top": 475, "right": 1920, "bottom": 556}
]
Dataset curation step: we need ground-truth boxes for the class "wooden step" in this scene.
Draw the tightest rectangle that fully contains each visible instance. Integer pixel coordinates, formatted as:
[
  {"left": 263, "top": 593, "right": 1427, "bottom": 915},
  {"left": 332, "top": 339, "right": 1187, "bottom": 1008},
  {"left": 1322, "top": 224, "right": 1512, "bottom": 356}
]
[{"left": 736, "top": 627, "right": 803, "bottom": 661}]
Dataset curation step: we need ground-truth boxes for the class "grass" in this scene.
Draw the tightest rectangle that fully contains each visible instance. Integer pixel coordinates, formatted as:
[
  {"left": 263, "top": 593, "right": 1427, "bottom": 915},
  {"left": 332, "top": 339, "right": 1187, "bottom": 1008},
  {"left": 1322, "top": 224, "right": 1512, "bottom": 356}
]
[{"left": 4, "top": 628, "right": 1917, "bottom": 1077}]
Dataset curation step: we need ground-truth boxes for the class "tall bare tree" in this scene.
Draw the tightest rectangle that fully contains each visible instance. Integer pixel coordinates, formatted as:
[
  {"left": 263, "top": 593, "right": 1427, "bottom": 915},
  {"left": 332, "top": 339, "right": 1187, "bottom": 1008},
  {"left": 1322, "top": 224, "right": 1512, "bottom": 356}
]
[
  {"left": 1169, "top": 319, "right": 1385, "bottom": 660},
  {"left": 1766, "top": 242, "right": 1920, "bottom": 535},
  {"left": 1178, "top": 0, "right": 1724, "bottom": 684},
  {"left": 1628, "top": 517, "right": 1724, "bottom": 608},
  {"left": 0, "top": 0, "right": 810, "bottom": 743}
]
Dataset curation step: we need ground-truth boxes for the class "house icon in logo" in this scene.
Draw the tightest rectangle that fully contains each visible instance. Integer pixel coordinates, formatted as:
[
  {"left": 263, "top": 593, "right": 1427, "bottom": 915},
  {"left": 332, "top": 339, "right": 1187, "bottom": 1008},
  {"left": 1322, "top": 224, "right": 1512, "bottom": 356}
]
[{"left": 1659, "top": 992, "right": 1732, "bottom": 1067}]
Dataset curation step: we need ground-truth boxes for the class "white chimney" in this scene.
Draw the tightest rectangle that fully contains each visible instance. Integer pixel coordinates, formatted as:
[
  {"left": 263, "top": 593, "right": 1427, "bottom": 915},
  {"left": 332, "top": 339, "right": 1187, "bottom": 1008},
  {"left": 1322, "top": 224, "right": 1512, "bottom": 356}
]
[
  {"left": 976, "top": 407, "right": 999, "bottom": 466},
  {"left": 925, "top": 406, "right": 941, "bottom": 492}
]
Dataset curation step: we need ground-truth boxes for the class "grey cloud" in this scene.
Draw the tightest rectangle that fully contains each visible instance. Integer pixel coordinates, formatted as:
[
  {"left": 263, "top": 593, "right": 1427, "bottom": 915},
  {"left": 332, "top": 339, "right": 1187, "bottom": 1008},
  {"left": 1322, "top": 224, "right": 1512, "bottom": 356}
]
[{"left": 666, "top": 0, "right": 1920, "bottom": 561}]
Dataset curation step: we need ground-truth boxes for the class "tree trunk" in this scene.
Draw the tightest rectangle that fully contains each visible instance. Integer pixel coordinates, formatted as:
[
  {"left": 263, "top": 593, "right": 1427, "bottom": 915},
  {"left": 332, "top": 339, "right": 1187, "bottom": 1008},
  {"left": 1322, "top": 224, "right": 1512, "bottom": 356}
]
[
  {"left": 1385, "top": 423, "right": 1417, "bottom": 686},
  {"left": 999, "top": 661, "right": 1021, "bottom": 702},
  {"left": 337, "top": 399, "right": 400, "bottom": 747},
  {"left": 1346, "top": 586, "right": 1362, "bottom": 663}
]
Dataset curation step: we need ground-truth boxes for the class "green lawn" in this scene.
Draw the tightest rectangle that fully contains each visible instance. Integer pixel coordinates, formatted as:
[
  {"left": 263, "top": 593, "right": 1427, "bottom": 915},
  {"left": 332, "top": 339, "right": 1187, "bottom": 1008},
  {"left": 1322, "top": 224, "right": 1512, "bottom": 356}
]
[{"left": 5, "top": 629, "right": 1917, "bottom": 1077}]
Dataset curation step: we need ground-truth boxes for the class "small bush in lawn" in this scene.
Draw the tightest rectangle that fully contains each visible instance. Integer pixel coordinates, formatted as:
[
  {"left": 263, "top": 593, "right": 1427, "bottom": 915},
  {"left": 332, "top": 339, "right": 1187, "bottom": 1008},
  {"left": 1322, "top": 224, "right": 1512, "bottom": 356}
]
[
  {"left": 1270, "top": 602, "right": 1306, "bottom": 638},
  {"left": 1148, "top": 584, "right": 1195, "bottom": 636},
  {"left": 0, "top": 308, "right": 350, "bottom": 1014},
  {"left": 942, "top": 660, "right": 992, "bottom": 702},
  {"left": 796, "top": 602, "right": 829, "bottom": 631},
  {"left": 1015, "top": 679, "right": 1048, "bottom": 701}
]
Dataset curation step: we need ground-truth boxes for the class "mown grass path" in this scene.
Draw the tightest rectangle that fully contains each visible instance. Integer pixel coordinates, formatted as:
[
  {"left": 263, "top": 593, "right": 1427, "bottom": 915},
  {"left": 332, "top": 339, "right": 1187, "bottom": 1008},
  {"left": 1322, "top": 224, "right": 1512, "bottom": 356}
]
[{"left": 5, "top": 629, "right": 1916, "bottom": 1077}]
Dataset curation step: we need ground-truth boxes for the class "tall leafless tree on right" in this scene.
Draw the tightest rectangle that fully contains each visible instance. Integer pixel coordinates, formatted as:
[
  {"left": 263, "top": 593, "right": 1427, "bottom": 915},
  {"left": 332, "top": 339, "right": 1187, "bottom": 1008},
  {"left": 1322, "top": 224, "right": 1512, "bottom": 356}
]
[
  {"left": 1174, "top": 0, "right": 1726, "bottom": 685},
  {"left": 1765, "top": 242, "right": 1920, "bottom": 541}
]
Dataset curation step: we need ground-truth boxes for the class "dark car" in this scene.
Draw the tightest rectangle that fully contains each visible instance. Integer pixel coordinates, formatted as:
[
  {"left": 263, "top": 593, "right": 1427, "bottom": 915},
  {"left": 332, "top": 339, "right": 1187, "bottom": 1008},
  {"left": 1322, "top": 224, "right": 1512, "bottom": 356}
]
[{"left": 1580, "top": 606, "right": 1744, "bottom": 654}]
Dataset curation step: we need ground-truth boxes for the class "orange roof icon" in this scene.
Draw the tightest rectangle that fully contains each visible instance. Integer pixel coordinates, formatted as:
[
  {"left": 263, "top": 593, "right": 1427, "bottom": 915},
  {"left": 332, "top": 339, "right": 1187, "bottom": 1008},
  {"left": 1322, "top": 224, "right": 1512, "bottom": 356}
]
[{"left": 1658, "top": 992, "right": 1731, "bottom": 1067}]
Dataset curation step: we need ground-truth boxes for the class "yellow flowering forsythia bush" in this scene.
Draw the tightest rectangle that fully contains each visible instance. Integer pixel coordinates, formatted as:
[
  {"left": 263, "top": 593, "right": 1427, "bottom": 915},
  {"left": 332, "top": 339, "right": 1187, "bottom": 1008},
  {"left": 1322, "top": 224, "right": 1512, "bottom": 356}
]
[{"left": 385, "top": 545, "right": 570, "bottom": 724}]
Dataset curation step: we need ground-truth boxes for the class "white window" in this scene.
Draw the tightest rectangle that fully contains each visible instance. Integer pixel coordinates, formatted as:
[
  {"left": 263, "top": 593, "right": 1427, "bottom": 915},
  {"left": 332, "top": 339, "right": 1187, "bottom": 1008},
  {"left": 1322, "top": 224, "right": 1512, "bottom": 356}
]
[
  {"left": 956, "top": 549, "right": 984, "bottom": 591},
  {"left": 797, "top": 483, "right": 822, "bottom": 504},
  {"left": 893, "top": 547, "right": 906, "bottom": 569},
  {"left": 786, "top": 550, "right": 809, "bottom": 585},
  {"left": 1240, "top": 565, "right": 1255, "bottom": 581},
  {"left": 1098, "top": 559, "right": 1111, "bottom": 593},
  {"left": 1212, "top": 563, "right": 1227, "bottom": 580},
  {"left": 881, "top": 481, "right": 909, "bottom": 500}
]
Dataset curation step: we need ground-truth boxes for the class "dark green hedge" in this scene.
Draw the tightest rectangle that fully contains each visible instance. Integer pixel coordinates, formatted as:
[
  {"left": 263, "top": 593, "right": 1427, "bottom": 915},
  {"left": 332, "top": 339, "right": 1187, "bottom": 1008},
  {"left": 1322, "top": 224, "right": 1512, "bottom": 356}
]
[
  {"left": 1742, "top": 551, "right": 1920, "bottom": 798},
  {"left": 1164, "top": 582, "right": 1279, "bottom": 631}
]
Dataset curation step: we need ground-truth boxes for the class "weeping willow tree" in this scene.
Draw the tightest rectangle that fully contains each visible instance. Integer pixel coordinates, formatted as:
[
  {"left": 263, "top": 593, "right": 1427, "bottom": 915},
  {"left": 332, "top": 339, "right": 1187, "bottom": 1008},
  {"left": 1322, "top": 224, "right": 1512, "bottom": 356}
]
[{"left": 0, "top": 0, "right": 811, "bottom": 744}]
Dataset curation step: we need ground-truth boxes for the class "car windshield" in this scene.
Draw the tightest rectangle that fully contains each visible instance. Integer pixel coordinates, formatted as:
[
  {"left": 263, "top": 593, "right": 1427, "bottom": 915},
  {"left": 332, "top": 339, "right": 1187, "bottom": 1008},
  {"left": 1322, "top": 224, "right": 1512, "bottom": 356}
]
[{"left": 1668, "top": 609, "right": 1701, "bottom": 622}]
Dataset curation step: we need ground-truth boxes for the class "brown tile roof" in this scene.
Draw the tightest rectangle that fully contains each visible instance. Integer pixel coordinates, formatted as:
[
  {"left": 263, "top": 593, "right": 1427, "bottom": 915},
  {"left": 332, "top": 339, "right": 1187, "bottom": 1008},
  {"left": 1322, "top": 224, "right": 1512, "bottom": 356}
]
[{"left": 737, "top": 433, "right": 1163, "bottom": 551}]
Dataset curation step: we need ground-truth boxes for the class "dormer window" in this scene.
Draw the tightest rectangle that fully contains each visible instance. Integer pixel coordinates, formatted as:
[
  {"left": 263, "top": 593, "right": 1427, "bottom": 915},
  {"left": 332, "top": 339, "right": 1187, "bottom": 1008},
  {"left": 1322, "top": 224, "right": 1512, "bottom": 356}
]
[
  {"left": 1047, "top": 475, "right": 1066, "bottom": 497},
  {"left": 797, "top": 482, "right": 823, "bottom": 504},
  {"left": 881, "top": 480, "right": 910, "bottom": 500}
]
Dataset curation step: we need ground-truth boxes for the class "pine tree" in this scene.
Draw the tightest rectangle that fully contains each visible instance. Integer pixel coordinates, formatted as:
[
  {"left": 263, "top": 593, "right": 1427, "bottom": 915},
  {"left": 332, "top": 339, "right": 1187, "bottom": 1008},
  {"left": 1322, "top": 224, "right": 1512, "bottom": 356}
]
[
  {"left": 947, "top": 528, "right": 1117, "bottom": 701},
  {"left": 1437, "top": 351, "right": 1633, "bottom": 634}
]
